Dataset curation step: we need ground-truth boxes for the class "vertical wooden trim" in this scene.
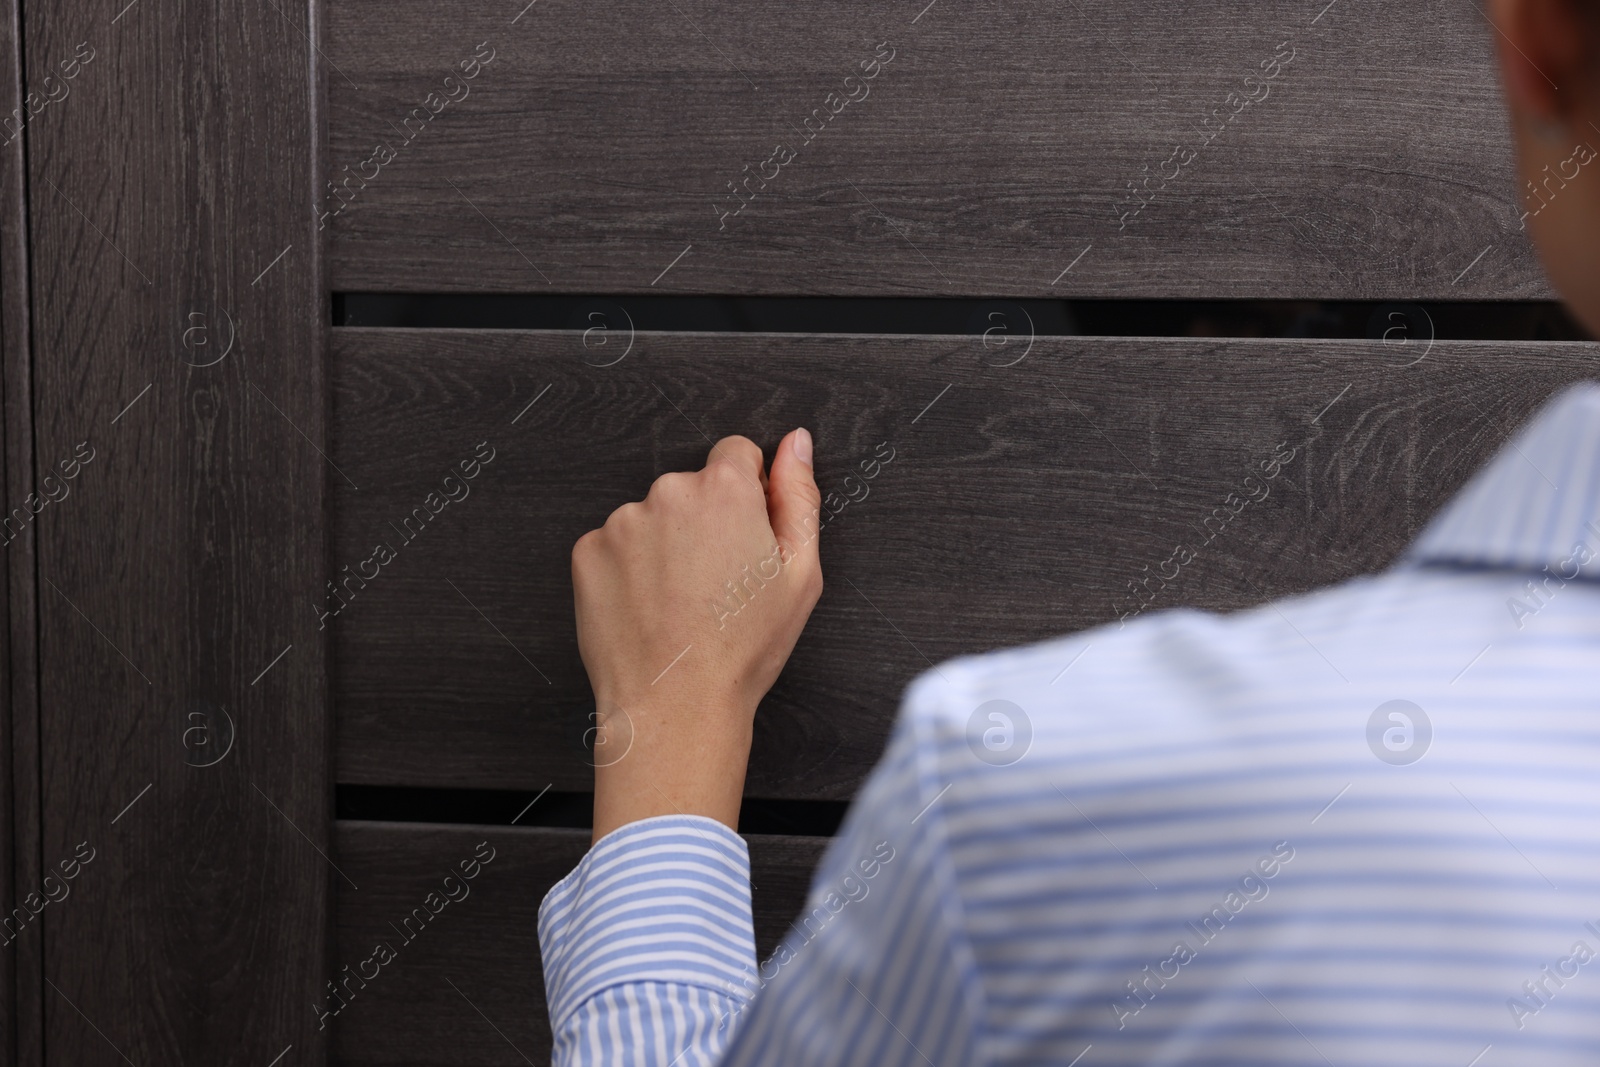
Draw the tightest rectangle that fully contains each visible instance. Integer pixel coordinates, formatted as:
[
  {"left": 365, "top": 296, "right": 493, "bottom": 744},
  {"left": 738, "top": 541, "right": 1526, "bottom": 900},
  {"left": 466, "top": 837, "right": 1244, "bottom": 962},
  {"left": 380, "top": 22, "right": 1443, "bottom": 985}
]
[
  {"left": 0, "top": 0, "right": 41, "bottom": 1055},
  {"left": 311, "top": 0, "right": 337, "bottom": 1047},
  {"left": 21, "top": 0, "right": 330, "bottom": 1063}
]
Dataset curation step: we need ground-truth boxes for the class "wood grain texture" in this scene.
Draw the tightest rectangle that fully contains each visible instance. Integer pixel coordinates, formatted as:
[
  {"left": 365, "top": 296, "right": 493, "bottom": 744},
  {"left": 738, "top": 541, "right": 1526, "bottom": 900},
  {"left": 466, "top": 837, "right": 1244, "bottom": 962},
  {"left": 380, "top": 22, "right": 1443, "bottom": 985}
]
[
  {"left": 0, "top": 0, "right": 39, "bottom": 1056},
  {"left": 329, "top": 329, "right": 1600, "bottom": 799},
  {"left": 323, "top": 0, "right": 1548, "bottom": 299},
  {"left": 332, "top": 821, "right": 827, "bottom": 1066},
  {"left": 24, "top": 1, "right": 330, "bottom": 1064}
]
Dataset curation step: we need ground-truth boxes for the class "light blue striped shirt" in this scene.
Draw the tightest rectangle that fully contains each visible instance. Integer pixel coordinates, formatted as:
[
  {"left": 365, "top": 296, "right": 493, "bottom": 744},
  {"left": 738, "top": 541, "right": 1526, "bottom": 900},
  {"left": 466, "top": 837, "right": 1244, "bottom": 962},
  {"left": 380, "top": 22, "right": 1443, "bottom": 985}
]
[{"left": 539, "top": 382, "right": 1600, "bottom": 1066}]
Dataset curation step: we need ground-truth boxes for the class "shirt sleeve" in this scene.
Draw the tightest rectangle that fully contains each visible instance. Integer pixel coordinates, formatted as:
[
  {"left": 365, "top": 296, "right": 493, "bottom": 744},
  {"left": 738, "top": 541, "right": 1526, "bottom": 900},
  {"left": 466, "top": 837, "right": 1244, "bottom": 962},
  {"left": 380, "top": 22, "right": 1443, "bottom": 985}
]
[
  {"left": 537, "top": 814, "right": 760, "bottom": 1067},
  {"left": 538, "top": 669, "right": 987, "bottom": 1067},
  {"left": 716, "top": 671, "right": 989, "bottom": 1067}
]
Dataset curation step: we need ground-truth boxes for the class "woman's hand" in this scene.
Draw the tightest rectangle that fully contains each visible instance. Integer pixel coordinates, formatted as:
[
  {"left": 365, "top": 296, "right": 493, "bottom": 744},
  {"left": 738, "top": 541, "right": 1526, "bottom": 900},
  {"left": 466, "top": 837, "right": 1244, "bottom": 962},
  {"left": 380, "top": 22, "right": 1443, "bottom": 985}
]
[{"left": 572, "top": 428, "right": 823, "bottom": 843}]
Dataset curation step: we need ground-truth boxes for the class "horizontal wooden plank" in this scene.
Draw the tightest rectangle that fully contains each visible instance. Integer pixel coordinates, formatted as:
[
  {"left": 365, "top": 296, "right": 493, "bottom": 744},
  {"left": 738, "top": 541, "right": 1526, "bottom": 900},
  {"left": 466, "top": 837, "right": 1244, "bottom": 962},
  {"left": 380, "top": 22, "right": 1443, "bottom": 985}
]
[
  {"left": 329, "top": 329, "right": 1600, "bottom": 797},
  {"left": 332, "top": 822, "right": 826, "bottom": 1066},
  {"left": 323, "top": 0, "right": 1547, "bottom": 299}
]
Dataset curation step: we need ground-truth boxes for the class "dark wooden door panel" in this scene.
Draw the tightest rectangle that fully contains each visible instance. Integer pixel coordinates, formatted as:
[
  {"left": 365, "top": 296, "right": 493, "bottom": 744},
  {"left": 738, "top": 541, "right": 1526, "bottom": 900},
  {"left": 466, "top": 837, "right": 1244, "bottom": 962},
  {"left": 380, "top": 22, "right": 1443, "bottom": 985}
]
[
  {"left": 332, "top": 822, "right": 826, "bottom": 1066},
  {"left": 23, "top": 1, "right": 330, "bottom": 1064},
  {"left": 323, "top": 0, "right": 1543, "bottom": 299},
  {"left": 328, "top": 330, "right": 1600, "bottom": 798}
]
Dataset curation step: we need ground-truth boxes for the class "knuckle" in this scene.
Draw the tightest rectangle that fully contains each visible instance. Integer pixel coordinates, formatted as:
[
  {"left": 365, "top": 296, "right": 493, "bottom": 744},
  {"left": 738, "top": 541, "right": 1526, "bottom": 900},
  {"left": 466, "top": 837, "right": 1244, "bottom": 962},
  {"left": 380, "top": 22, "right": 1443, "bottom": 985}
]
[
  {"left": 646, "top": 471, "right": 692, "bottom": 504},
  {"left": 709, "top": 460, "right": 747, "bottom": 489},
  {"left": 798, "top": 558, "right": 823, "bottom": 599},
  {"left": 572, "top": 528, "right": 602, "bottom": 567},
  {"left": 711, "top": 437, "right": 763, "bottom": 480},
  {"left": 717, "top": 434, "right": 761, "bottom": 463},
  {"left": 605, "top": 500, "right": 643, "bottom": 528}
]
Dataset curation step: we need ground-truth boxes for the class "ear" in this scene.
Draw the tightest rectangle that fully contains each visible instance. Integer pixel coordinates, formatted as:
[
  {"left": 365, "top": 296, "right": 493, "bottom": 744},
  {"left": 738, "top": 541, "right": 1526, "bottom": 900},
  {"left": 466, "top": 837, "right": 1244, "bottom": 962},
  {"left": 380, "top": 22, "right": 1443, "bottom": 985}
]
[{"left": 1491, "top": 0, "right": 1597, "bottom": 122}]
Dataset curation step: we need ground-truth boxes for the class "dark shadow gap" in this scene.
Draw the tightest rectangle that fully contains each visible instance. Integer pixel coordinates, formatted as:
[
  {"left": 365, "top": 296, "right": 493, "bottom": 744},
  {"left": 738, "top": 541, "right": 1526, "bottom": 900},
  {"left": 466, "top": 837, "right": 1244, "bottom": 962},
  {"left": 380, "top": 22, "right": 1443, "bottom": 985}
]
[
  {"left": 335, "top": 784, "right": 849, "bottom": 838},
  {"left": 331, "top": 294, "right": 1593, "bottom": 342}
]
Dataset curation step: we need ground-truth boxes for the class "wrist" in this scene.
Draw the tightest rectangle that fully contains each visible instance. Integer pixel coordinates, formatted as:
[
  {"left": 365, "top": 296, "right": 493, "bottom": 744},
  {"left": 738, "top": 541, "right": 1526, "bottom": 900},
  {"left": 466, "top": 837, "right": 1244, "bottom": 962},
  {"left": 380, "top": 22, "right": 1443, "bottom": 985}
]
[{"left": 589, "top": 695, "right": 754, "bottom": 844}]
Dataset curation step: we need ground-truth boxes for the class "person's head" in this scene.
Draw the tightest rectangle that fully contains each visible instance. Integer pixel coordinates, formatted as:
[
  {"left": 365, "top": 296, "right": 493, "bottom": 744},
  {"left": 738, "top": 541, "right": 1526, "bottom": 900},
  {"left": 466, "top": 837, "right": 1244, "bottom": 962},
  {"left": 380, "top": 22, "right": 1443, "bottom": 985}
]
[{"left": 1493, "top": 0, "right": 1600, "bottom": 336}]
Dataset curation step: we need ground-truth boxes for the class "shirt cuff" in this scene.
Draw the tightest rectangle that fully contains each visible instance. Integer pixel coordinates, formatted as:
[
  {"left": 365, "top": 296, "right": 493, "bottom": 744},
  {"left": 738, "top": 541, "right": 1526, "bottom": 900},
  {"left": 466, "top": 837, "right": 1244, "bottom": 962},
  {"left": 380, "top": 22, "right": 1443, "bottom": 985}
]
[{"left": 537, "top": 814, "right": 758, "bottom": 1030}]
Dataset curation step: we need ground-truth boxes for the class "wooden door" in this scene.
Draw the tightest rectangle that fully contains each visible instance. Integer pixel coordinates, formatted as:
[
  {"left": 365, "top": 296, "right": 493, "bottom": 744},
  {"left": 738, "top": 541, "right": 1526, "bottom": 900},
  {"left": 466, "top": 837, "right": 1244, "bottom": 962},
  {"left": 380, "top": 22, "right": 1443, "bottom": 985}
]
[{"left": 3, "top": 1, "right": 1598, "bottom": 1065}]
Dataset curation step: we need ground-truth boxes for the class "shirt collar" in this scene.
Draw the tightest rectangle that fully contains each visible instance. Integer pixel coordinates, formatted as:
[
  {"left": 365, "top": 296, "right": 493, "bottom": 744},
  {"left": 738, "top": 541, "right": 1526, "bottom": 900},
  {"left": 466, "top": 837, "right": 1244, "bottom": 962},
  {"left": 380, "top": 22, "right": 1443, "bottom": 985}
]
[{"left": 1402, "top": 381, "right": 1600, "bottom": 578}]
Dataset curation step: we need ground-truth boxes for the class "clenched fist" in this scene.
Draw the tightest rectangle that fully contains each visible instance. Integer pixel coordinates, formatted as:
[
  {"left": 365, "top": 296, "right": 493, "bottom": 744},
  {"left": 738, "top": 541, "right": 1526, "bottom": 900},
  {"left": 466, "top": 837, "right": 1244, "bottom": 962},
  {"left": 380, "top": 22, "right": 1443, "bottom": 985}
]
[{"left": 572, "top": 428, "right": 823, "bottom": 843}]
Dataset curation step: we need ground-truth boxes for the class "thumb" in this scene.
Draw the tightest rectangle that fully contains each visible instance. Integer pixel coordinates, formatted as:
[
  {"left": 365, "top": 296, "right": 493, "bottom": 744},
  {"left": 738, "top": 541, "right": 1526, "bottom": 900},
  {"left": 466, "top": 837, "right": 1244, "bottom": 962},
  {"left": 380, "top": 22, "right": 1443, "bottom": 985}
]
[{"left": 767, "top": 427, "right": 822, "bottom": 576}]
